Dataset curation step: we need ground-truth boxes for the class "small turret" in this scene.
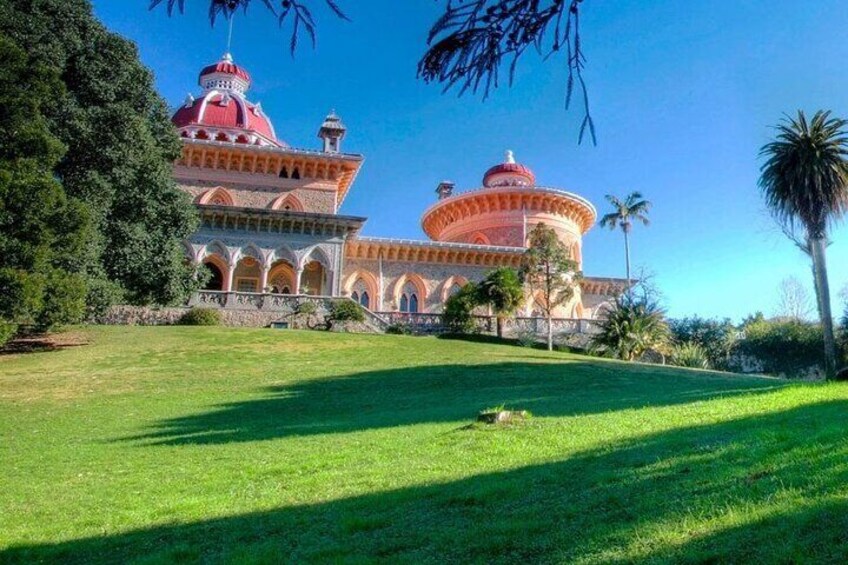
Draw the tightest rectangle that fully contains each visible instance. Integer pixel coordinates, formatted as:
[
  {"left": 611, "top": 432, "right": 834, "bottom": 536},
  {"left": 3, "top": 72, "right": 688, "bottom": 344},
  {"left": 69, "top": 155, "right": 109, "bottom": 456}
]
[
  {"left": 436, "top": 181, "right": 455, "bottom": 200},
  {"left": 318, "top": 110, "right": 346, "bottom": 153}
]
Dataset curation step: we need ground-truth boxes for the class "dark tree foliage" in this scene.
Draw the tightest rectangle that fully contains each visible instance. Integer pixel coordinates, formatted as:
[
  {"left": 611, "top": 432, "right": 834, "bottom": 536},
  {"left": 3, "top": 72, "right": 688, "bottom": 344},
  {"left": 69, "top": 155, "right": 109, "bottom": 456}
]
[
  {"left": 419, "top": 0, "right": 593, "bottom": 143},
  {"left": 149, "top": 0, "right": 348, "bottom": 55},
  {"left": 668, "top": 316, "right": 737, "bottom": 371},
  {"left": 0, "top": 35, "right": 90, "bottom": 332},
  {"left": 442, "top": 283, "right": 481, "bottom": 334},
  {"left": 0, "top": 0, "right": 200, "bottom": 307},
  {"left": 151, "top": 0, "right": 595, "bottom": 142}
]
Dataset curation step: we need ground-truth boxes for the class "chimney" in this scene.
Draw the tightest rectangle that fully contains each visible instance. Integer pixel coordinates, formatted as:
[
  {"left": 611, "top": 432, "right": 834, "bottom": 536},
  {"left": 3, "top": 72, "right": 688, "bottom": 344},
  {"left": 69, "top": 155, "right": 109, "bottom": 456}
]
[{"left": 436, "top": 181, "right": 455, "bottom": 200}]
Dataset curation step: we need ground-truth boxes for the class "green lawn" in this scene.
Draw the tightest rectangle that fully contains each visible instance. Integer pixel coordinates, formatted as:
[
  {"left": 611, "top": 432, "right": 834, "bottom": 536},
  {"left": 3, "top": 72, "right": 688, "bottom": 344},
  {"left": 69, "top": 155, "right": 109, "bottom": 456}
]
[{"left": 2, "top": 326, "right": 848, "bottom": 563}]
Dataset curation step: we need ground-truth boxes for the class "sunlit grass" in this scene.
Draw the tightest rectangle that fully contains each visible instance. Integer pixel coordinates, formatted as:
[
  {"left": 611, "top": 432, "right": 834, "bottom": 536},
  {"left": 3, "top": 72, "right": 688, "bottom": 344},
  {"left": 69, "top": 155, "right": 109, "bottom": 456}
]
[{"left": 2, "top": 326, "right": 847, "bottom": 562}]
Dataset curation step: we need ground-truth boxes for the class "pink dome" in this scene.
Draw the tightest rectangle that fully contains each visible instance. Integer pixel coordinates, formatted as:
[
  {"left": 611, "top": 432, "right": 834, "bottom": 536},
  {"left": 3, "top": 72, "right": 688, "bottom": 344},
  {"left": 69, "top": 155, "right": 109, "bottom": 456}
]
[
  {"left": 171, "top": 54, "right": 284, "bottom": 147},
  {"left": 482, "top": 151, "right": 536, "bottom": 187}
]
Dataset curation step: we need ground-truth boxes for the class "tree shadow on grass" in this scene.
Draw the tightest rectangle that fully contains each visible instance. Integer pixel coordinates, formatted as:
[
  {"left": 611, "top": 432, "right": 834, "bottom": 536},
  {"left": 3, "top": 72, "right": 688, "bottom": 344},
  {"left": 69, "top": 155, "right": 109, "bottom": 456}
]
[
  {"left": 124, "top": 361, "right": 786, "bottom": 445},
  {"left": 8, "top": 400, "right": 848, "bottom": 563}
]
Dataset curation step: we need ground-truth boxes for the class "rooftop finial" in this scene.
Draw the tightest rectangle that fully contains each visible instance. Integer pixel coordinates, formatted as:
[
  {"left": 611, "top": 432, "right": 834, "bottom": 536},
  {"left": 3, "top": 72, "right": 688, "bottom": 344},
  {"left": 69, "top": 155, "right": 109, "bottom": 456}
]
[
  {"left": 225, "top": 13, "right": 235, "bottom": 58},
  {"left": 505, "top": 149, "right": 515, "bottom": 164}
]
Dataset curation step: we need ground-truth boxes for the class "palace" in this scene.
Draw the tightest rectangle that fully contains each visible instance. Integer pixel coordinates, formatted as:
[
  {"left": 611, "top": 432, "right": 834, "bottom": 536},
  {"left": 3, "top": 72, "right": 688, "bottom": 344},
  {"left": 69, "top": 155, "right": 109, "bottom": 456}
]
[{"left": 172, "top": 53, "right": 625, "bottom": 320}]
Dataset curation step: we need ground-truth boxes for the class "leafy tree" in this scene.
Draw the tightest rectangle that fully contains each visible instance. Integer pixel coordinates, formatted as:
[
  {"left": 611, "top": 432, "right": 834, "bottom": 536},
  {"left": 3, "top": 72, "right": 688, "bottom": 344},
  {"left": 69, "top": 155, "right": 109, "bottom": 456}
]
[
  {"left": 477, "top": 267, "right": 524, "bottom": 338},
  {"left": 151, "top": 0, "right": 596, "bottom": 142},
  {"left": 668, "top": 316, "right": 737, "bottom": 371},
  {"left": 774, "top": 276, "right": 813, "bottom": 321},
  {"left": 738, "top": 318, "right": 824, "bottom": 378},
  {"left": 521, "top": 223, "right": 580, "bottom": 351},
  {"left": 0, "top": 35, "right": 90, "bottom": 334},
  {"left": 442, "top": 283, "right": 481, "bottom": 334},
  {"left": 590, "top": 294, "right": 670, "bottom": 362},
  {"left": 0, "top": 0, "right": 199, "bottom": 308},
  {"left": 759, "top": 110, "right": 848, "bottom": 379},
  {"left": 599, "top": 192, "right": 651, "bottom": 287}
]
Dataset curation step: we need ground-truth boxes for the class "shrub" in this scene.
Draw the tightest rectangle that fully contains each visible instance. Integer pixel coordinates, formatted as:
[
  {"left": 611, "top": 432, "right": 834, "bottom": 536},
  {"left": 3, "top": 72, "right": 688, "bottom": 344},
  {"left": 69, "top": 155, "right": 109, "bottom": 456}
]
[
  {"left": 668, "top": 316, "right": 737, "bottom": 370},
  {"left": 0, "top": 321, "right": 17, "bottom": 348},
  {"left": 178, "top": 307, "right": 221, "bottom": 326},
  {"left": 839, "top": 305, "right": 848, "bottom": 366},
  {"left": 324, "top": 300, "right": 365, "bottom": 330},
  {"left": 516, "top": 328, "right": 537, "bottom": 347},
  {"left": 85, "top": 278, "right": 126, "bottom": 321},
  {"left": 442, "top": 283, "right": 480, "bottom": 334},
  {"left": 670, "top": 342, "right": 710, "bottom": 369},
  {"left": 737, "top": 319, "right": 823, "bottom": 377},
  {"left": 590, "top": 295, "right": 670, "bottom": 361},
  {"left": 330, "top": 300, "right": 365, "bottom": 322},
  {"left": 386, "top": 323, "right": 412, "bottom": 335}
]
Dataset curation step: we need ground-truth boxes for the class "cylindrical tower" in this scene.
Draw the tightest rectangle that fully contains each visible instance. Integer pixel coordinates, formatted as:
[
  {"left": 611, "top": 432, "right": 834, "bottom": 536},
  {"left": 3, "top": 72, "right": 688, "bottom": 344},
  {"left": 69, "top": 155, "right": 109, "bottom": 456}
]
[{"left": 420, "top": 151, "right": 596, "bottom": 267}]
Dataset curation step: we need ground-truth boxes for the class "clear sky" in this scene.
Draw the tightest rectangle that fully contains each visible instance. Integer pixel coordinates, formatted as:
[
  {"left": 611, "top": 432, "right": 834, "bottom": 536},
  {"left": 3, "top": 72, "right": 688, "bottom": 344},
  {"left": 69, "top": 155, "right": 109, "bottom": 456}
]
[{"left": 92, "top": 0, "right": 848, "bottom": 321}]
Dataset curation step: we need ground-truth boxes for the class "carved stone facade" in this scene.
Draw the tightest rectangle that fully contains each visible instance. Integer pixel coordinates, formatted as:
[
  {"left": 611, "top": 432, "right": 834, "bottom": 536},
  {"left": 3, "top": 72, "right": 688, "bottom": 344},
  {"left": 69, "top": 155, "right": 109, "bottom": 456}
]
[{"left": 172, "top": 55, "right": 626, "bottom": 319}]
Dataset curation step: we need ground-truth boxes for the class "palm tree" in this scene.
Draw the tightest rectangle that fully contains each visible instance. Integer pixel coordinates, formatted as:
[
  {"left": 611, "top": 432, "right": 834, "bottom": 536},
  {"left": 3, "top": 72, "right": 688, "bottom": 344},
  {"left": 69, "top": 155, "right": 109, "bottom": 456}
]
[
  {"left": 599, "top": 192, "right": 651, "bottom": 285},
  {"left": 477, "top": 267, "right": 524, "bottom": 339},
  {"left": 760, "top": 110, "right": 848, "bottom": 379}
]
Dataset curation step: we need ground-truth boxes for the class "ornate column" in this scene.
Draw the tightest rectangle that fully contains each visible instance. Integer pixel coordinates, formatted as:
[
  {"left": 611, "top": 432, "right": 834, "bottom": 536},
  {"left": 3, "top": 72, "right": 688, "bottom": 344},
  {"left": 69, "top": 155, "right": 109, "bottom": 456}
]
[
  {"left": 294, "top": 266, "right": 303, "bottom": 294},
  {"left": 225, "top": 262, "right": 236, "bottom": 292},
  {"left": 260, "top": 262, "right": 270, "bottom": 293}
]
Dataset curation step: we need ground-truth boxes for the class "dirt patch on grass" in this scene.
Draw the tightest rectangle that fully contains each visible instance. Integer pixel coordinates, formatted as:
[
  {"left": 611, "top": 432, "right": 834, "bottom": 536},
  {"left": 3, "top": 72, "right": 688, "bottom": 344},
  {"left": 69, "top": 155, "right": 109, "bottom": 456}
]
[{"left": 1, "top": 332, "right": 90, "bottom": 356}]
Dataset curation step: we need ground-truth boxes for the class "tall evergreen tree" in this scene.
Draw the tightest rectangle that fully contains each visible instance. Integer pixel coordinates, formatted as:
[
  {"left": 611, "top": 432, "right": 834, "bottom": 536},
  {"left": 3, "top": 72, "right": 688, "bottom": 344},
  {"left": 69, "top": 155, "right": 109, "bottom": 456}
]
[
  {"left": 0, "top": 36, "right": 90, "bottom": 337},
  {"left": 0, "top": 0, "right": 199, "bottom": 308}
]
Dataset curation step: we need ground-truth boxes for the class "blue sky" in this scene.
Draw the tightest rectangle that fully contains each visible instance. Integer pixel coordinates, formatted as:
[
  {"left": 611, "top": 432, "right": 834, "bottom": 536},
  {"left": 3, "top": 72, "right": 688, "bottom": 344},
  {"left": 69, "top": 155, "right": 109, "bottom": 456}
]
[{"left": 92, "top": 0, "right": 848, "bottom": 321}]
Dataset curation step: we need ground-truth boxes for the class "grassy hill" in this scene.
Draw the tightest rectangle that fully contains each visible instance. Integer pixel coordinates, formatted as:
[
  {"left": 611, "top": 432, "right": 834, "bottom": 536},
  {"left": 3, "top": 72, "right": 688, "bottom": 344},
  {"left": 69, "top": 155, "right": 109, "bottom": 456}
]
[{"left": 2, "top": 326, "right": 848, "bottom": 563}]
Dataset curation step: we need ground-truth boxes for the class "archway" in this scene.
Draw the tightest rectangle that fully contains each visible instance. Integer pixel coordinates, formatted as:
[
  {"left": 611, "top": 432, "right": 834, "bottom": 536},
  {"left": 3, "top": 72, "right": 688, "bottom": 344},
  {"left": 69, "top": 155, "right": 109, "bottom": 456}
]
[
  {"left": 233, "top": 256, "right": 262, "bottom": 293},
  {"left": 300, "top": 261, "right": 325, "bottom": 296},
  {"left": 268, "top": 261, "right": 296, "bottom": 294},
  {"left": 201, "top": 259, "right": 226, "bottom": 291}
]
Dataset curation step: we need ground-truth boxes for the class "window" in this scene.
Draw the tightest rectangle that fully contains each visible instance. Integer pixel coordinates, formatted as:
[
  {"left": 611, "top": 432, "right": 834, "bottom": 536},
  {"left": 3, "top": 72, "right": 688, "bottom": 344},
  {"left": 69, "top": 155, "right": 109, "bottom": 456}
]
[
  {"left": 236, "top": 279, "right": 259, "bottom": 293},
  {"left": 360, "top": 291, "right": 370, "bottom": 309},
  {"left": 351, "top": 291, "right": 360, "bottom": 303},
  {"left": 400, "top": 293, "right": 419, "bottom": 313}
]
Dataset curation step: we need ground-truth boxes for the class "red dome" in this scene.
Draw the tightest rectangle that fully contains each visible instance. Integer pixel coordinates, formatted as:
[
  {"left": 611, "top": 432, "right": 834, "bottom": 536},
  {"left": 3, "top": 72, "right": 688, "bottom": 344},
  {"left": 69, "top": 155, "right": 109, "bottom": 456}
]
[
  {"left": 199, "top": 59, "right": 251, "bottom": 84},
  {"left": 482, "top": 151, "right": 536, "bottom": 187},
  {"left": 172, "top": 54, "right": 283, "bottom": 147},
  {"left": 172, "top": 93, "right": 282, "bottom": 146}
]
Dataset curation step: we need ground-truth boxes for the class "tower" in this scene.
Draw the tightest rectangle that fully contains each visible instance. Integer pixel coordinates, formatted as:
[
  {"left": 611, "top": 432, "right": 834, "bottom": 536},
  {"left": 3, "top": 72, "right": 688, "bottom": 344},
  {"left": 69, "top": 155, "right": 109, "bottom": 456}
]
[{"left": 318, "top": 110, "right": 346, "bottom": 153}]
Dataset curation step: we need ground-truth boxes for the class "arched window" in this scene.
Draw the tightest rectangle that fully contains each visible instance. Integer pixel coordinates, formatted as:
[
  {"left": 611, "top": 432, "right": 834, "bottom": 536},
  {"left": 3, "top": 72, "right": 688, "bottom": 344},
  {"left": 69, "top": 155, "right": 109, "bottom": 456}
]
[
  {"left": 279, "top": 166, "right": 289, "bottom": 179},
  {"left": 360, "top": 291, "right": 370, "bottom": 308},
  {"left": 351, "top": 291, "right": 360, "bottom": 303},
  {"left": 292, "top": 167, "right": 301, "bottom": 180},
  {"left": 202, "top": 261, "right": 224, "bottom": 291},
  {"left": 400, "top": 293, "right": 419, "bottom": 313}
]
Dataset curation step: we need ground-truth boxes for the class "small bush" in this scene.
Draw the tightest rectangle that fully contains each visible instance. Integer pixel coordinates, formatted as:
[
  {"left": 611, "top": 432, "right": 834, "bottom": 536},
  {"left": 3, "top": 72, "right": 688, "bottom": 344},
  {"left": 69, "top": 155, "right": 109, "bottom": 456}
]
[
  {"left": 386, "top": 323, "right": 412, "bottom": 335},
  {"left": 670, "top": 342, "right": 710, "bottom": 369},
  {"left": 590, "top": 295, "right": 670, "bottom": 361},
  {"left": 0, "top": 321, "right": 18, "bottom": 348},
  {"left": 516, "top": 328, "right": 537, "bottom": 347},
  {"left": 329, "top": 300, "right": 365, "bottom": 324},
  {"left": 668, "top": 316, "right": 737, "bottom": 370},
  {"left": 442, "top": 283, "right": 480, "bottom": 334},
  {"left": 178, "top": 307, "right": 221, "bottom": 326}
]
